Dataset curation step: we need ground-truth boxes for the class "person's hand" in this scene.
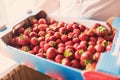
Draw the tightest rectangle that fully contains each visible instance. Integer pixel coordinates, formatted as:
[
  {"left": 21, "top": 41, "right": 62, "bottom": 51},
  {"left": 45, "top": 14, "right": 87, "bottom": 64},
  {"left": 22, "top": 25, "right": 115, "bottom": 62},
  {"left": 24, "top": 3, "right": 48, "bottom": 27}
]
[{"left": 106, "top": 17, "right": 114, "bottom": 31}]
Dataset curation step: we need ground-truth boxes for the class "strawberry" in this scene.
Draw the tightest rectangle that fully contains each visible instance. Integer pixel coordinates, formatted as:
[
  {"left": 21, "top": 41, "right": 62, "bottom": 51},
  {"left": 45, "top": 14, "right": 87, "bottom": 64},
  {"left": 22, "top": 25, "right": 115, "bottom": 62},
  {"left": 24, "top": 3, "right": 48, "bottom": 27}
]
[
  {"left": 39, "top": 41, "right": 47, "bottom": 48},
  {"left": 86, "top": 62, "right": 97, "bottom": 70},
  {"left": 71, "top": 59, "right": 80, "bottom": 69},
  {"left": 38, "top": 18, "right": 47, "bottom": 24},
  {"left": 31, "top": 45, "right": 39, "bottom": 54},
  {"left": 55, "top": 54, "right": 64, "bottom": 63},
  {"left": 38, "top": 24, "right": 48, "bottom": 31},
  {"left": 64, "top": 49, "right": 74, "bottom": 60},
  {"left": 46, "top": 47, "right": 57, "bottom": 59},
  {"left": 48, "top": 41, "right": 57, "bottom": 47},
  {"left": 74, "top": 50, "right": 84, "bottom": 60},
  {"left": 17, "top": 34, "right": 30, "bottom": 45},
  {"left": 95, "top": 26, "right": 108, "bottom": 37},
  {"left": 21, "top": 45, "right": 30, "bottom": 52},
  {"left": 49, "top": 19, "right": 57, "bottom": 24},
  {"left": 9, "top": 37, "right": 18, "bottom": 46},
  {"left": 33, "top": 25, "right": 39, "bottom": 33},
  {"left": 79, "top": 24, "right": 86, "bottom": 32},
  {"left": 24, "top": 27, "right": 32, "bottom": 36},
  {"left": 38, "top": 31, "right": 46, "bottom": 37},
  {"left": 30, "top": 37, "right": 39, "bottom": 46},
  {"left": 62, "top": 58, "right": 71, "bottom": 66},
  {"left": 30, "top": 17, "right": 38, "bottom": 25},
  {"left": 17, "top": 27, "right": 25, "bottom": 34},
  {"left": 29, "top": 31, "right": 38, "bottom": 38},
  {"left": 36, "top": 52, "right": 45, "bottom": 58},
  {"left": 91, "top": 23, "right": 101, "bottom": 29}
]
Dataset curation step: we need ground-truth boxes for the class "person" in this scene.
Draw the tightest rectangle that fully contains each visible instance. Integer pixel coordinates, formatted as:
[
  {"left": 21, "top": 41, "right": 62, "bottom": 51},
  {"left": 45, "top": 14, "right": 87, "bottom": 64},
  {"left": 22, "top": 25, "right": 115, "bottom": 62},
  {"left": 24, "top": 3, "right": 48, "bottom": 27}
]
[{"left": 36, "top": 0, "right": 120, "bottom": 21}]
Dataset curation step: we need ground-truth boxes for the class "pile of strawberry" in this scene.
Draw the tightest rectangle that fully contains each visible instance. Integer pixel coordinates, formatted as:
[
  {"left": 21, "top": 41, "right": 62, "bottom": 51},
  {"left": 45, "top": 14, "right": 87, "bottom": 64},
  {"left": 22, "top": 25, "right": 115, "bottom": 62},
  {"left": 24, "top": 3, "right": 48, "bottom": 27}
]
[{"left": 9, "top": 17, "right": 116, "bottom": 70}]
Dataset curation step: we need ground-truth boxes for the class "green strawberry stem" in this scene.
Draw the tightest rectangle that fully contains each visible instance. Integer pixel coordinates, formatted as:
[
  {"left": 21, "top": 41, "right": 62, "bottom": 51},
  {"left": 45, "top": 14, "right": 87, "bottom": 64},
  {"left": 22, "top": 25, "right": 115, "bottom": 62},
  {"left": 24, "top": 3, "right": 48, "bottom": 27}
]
[
  {"left": 64, "top": 50, "right": 72, "bottom": 57},
  {"left": 51, "top": 41, "right": 57, "bottom": 47},
  {"left": 96, "top": 26, "right": 107, "bottom": 33},
  {"left": 84, "top": 59, "right": 92, "bottom": 65},
  {"left": 78, "top": 49, "right": 84, "bottom": 54},
  {"left": 102, "top": 40, "right": 108, "bottom": 47}
]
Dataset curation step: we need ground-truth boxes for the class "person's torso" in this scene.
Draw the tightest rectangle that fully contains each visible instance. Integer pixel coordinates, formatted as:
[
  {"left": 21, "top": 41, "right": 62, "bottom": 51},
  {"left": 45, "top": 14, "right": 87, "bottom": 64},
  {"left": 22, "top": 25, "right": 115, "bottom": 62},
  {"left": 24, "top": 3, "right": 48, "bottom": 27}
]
[{"left": 60, "top": 0, "right": 120, "bottom": 21}]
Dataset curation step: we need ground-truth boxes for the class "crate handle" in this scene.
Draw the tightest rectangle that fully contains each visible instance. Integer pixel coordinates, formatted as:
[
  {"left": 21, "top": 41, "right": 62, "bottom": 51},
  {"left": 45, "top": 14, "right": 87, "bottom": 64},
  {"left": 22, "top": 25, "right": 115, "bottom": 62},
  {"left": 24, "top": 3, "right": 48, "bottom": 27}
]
[
  {"left": 12, "top": 20, "right": 26, "bottom": 34},
  {"left": 0, "top": 24, "right": 7, "bottom": 32}
]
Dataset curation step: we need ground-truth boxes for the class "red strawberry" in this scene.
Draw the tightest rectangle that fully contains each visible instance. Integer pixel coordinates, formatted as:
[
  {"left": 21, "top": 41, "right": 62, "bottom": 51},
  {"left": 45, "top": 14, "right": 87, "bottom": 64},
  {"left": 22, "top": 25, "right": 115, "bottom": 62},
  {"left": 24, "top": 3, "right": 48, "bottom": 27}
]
[
  {"left": 79, "top": 24, "right": 86, "bottom": 32},
  {"left": 87, "top": 45, "right": 96, "bottom": 54},
  {"left": 71, "top": 59, "right": 80, "bottom": 69},
  {"left": 79, "top": 33, "right": 89, "bottom": 41},
  {"left": 38, "top": 18, "right": 47, "bottom": 24},
  {"left": 80, "top": 51, "right": 92, "bottom": 65},
  {"left": 91, "top": 23, "right": 101, "bottom": 29},
  {"left": 57, "top": 47, "right": 65, "bottom": 54},
  {"left": 17, "top": 27, "right": 25, "bottom": 34},
  {"left": 44, "top": 44, "right": 51, "bottom": 51},
  {"left": 38, "top": 31, "right": 46, "bottom": 37},
  {"left": 24, "top": 27, "right": 32, "bottom": 36},
  {"left": 30, "top": 37, "right": 39, "bottom": 46},
  {"left": 38, "top": 48, "right": 45, "bottom": 53},
  {"left": 36, "top": 52, "right": 45, "bottom": 58},
  {"left": 29, "top": 31, "right": 38, "bottom": 37},
  {"left": 61, "top": 35, "right": 69, "bottom": 42},
  {"left": 49, "top": 19, "right": 57, "bottom": 24},
  {"left": 57, "top": 43, "right": 65, "bottom": 48},
  {"left": 106, "top": 42, "right": 112, "bottom": 51},
  {"left": 62, "top": 58, "right": 71, "bottom": 66},
  {"left": 57, "top": 21, "right": 65, "bottom": 29},
  {"left": 64, "top": 49, "right": 74, "bottom": 60},
  {"left": 86, "top": 30, "right": 95, "bottom": 37},
  {"left": 86, "top": 62, "right": 97, "bottom": 70},
  {"left": 46, "top": 47, "right": 57, "bottom": 59},
  {"left": 95, "top": 26, "right": 108, "bottom": 37},
  {"left": 33, "top": 25, "right": 39, "bottom": 33},
  {"left": 56, "top": 39, "right": 62, "bottom": 44},
  {"left": 93, "top": 52, "right": 101, "bottom": 61},
  {"left": 38, "top": 36, "right": 45, "bottom": 41},
  {"left": 66, "top": 24, "right": 73, "bottom": 32},
  {"left": 39, "top": 41, "right": 47, "bottom": 48},
  {"left": 31, "top": 45, "right": 39, "bottom": 55},
  {"left": 59, "top": 27, "right": 68, "bottom": 34},
  {"left": 95, "top": 44, "right": 105, "bottom": 52},
  {"left": 30, "top": 18, "right": 38, "bottom": 25},
  {"left": 21, "top": 45, "right": 30, "bottom": 52},
  {"left": 55, "top": 54, "right": 64, "bottom": 63},
  {"left": 17, "top": 34, "right": 30, "bottom": 45},
  {"left": 48, "top": 41, "right": 57, "bottom": 47},
  {"left": 38, "top": 24, "right": 48, "bottom": 31},
  {"left": 74, "top": 50, "right": 84, "bottom": 60},
  {"left": 9, "top": 37, "right": 18, "bottom": 46},
  {"left": 54, "top": 32, "right": 61, "bottom": 39},
  {"left": 72, "top": 23, "right": 79, "bottom": 29}
]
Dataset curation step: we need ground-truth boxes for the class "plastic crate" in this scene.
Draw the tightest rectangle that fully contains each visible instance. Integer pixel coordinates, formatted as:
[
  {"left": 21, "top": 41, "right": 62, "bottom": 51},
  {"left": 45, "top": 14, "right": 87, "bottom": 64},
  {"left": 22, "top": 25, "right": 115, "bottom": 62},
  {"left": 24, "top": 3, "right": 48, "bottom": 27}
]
[{"left": 0, "top": 10, "right": 119, "bottom": 80}]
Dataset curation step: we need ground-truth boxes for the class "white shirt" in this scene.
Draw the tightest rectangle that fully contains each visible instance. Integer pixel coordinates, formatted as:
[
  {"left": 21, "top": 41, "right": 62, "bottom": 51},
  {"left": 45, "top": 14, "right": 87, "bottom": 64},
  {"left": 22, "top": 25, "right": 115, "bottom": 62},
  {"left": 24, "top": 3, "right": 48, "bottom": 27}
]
[
  {"left": 1, "top": 0, "right": 120, "bottom": 25},
  {"left": 60, "top": 0, "right": 120, "bottom": 21},
  {"left": 35, "top": 0, "right": 120, "bottom": 21}
]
